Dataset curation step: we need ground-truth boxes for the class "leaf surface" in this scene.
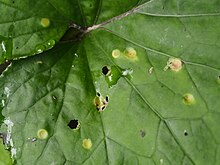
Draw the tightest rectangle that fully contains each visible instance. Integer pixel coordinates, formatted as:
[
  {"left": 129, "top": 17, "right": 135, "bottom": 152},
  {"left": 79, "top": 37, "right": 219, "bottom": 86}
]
[{"left": 1, "top": 0, "right": 220, "bottom": 164}]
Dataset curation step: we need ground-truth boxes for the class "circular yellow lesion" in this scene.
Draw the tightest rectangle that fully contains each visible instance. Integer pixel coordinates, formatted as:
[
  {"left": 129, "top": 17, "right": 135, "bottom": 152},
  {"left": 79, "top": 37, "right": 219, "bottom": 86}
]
[
  {"left": 112, "top": 49, "right": 121, "bottom": 58},
  {"left": 183, "top": 93, "right": 196, "bottom": 105},
  {"left": 124, "top": 47, "right": 138, "bottom": 61},
  {"left": 166, "top": 58, "right": 182, "bottom": 72},
  {"left": 82, "top": 138, "right": 92, "bottom": 150},
  {"left": 40, "top": 18, "right": 50, "bottom": 28},
  {"left": 37, "top": 129, "right": 48, "bottom": 139}
]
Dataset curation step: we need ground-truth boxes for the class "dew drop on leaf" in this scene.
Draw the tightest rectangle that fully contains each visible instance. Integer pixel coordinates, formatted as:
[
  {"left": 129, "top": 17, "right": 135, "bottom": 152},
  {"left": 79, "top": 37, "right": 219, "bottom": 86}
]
[
  {"left": 35, "top": 45, "right": 45, "bottom": 54},
  {"left": 46, "top": 39, "right": 55, "bottom": 49}
]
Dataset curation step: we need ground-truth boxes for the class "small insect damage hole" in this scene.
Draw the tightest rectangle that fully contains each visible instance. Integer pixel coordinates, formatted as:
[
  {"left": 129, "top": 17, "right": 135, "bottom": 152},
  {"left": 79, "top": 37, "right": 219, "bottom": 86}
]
[
  {"left": 140, "top": 130, "right": 146, "bottom": 138},
  {"left": 68, "top": 120, "right": 80, "bottom": 130},
  {"left": 94, "top": 93, "right": 109, "bottom": 112},
  {"left": 184, "top": 130, "right": 188, "bottom": 136},
  {"left": 102, "top": 66, "right": 111, "bottom": 76}
]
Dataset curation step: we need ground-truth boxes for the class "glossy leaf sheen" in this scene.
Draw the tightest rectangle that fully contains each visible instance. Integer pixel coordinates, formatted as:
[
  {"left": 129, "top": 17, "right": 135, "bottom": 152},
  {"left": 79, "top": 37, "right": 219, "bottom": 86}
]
[{"left": 1, "top": 0, "right": 220, "bottom": 164}]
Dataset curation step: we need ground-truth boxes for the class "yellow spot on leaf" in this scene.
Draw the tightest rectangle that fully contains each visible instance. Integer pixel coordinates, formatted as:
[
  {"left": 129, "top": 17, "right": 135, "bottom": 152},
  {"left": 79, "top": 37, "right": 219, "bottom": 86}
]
[
  {"left": 37, "top": 129, "right": 48, "bottom": 139},
  {"left": 183, "top": 93, "right": 196, "bottom": 105},
  {"left": 40, "top": 18, "right": 50, "bottom": 28},
  {"left": 82, "top": 138, "right": 92, "bottom": 150}
]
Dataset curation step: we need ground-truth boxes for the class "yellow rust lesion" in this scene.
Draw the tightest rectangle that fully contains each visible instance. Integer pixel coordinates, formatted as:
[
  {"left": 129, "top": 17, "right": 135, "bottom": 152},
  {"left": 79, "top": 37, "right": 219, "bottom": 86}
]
[
  {"left": 124, "top": 47, "right": 138, "bottom": 61},
  {"left": 164, "top": 58, "right": 183, "bottom": 72},
  {"left": 40, "top": 18, "right": 50, "bottom": 28},
  {"left": 82, "top": 138, "right": 92, "bottom": 150}
]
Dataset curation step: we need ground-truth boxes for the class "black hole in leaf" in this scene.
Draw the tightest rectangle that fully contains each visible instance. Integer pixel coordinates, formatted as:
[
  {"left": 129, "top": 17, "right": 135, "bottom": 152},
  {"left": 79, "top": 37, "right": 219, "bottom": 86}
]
[
  {"left": 105, "top": 96, "right": 109, "bottom": 102},
  {"left": 101, "top": 105, "right": 106, "bottom": 111},
  {"left": 184, "top": 131, "right": 188, "bottom": 136},
  {"left": 97, "top": 92, "right": 100, "bottom": 97},
  {"left": 218, "top": 75, "right": 220, "bottom": 79},
  {"left": 102, "top": 66, "right": 109, "bottom": 75},
  {"left": 12, "top": 1, "right": 15, "bottom": 3},
  {"left": 140, "top": 130, "right": 146, "bottom": 137},
  {"left": 68, "top": 120, "right": 79, "bottom": 129}
]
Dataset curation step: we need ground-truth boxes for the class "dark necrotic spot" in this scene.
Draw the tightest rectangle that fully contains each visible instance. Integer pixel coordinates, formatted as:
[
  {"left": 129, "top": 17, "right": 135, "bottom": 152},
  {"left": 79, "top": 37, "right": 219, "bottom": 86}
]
[
  {"left": 97, "top": 92, "right": 100, "bottom": 97},
  {"left": 102, "top": 66, "right": 110, "bottom": 75},
  {"left": 105, "top": 96, "right": 109, "bottom": 102},
  {"left": 101, "top": 105, "right": 106, "bottom": 110},
  {"left": 68, "top": 120, "right": 79, "bottom": 129},
  {"left": 140, "top": 130, "right": 146, "bottom": 137},
  {"left": 184, "top": 131, "right": 188, "bottom": 136}
]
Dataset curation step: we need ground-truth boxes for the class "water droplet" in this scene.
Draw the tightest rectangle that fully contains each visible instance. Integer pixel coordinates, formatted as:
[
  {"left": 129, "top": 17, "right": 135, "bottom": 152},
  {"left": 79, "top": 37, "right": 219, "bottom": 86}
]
[
  {"left": 74, "top": 53, "right": 78, "bottom": 57},
  {"left": 46, "top": 39, "right": 55, "bottom": 49},
  {"left": 0, "top": 35, "right": 13, "bottom": 62},
  {"left": 4, "top": 87, "right": 10, "bottom": 98},
  {"left": 37, "top": 129, "right": 48, "bottom": 139},
  {"left": 35, "top": 45, "right": 45, "bottom": 54},
  {"left": 148, "top": 67, "right": 154, "bottom": 74},
  {"left": 1, "top": 99, "right": 5, "bottom": 107},
  {"left": 1, "top": 41, "right": 6, "bottom": 53},
  {"left": 183, "top": 93, "right": 196, "bottom": 105},
  {"left": 35, "top": 61, "right": 43, "bottom": 64},
  {"left": 40, "top": 18, "right": 50, "bottom": 28},
  {"left": 52, "top": 95, "right": 57, "bottom": 100},
  {"left": 82, "top": 138, "right": 92, "bottom": 150}
]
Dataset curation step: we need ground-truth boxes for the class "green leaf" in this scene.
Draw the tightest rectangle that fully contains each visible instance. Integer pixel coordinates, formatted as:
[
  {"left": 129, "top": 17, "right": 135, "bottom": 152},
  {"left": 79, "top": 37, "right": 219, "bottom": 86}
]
[
  {"left": 1, "top": 0, "right": 220, "bottom": 164},
  {"left": 0, "top": 0, "right": 83, "bottom": 62},
  {"left": 0, "top": 139, "right": 12, "bottom": 165}
]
